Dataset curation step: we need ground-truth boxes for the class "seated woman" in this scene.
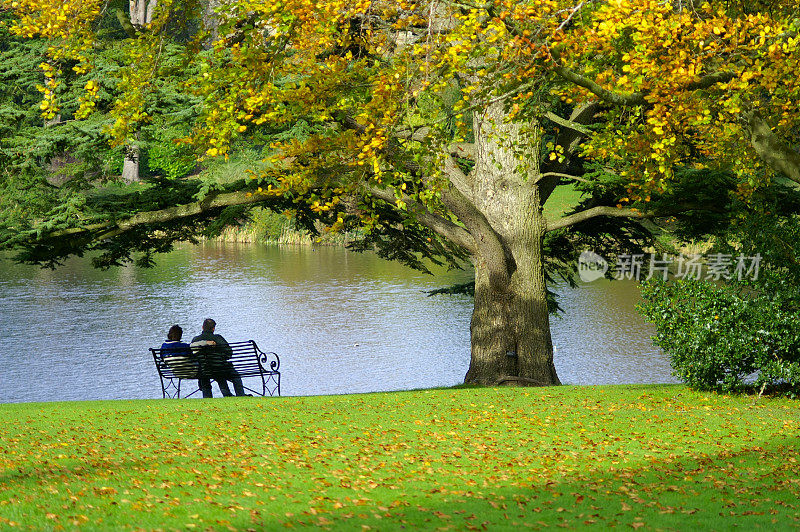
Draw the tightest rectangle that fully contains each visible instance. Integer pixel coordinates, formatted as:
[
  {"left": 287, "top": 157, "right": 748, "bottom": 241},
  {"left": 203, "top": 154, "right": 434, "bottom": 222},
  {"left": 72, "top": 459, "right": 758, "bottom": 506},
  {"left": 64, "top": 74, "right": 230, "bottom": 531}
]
[{"left": 160, "top": 325, "right": 211, "bottom": 397}]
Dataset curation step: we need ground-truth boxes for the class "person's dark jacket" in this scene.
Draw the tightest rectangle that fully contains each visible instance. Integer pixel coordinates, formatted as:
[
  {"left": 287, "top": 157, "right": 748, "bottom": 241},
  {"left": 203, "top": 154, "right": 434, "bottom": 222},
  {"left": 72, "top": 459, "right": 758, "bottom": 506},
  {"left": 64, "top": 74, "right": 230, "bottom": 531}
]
[{"left": 190, "top": 331, "right": 234, "bottom": 360}]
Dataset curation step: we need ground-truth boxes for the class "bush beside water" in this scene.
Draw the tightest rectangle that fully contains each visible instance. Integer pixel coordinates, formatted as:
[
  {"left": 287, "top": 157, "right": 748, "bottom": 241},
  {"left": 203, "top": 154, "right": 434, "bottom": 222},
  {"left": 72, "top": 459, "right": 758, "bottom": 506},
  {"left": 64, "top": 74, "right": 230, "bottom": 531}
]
[{"left": 640, "top": 279, "right": 800, "bottom": 395}]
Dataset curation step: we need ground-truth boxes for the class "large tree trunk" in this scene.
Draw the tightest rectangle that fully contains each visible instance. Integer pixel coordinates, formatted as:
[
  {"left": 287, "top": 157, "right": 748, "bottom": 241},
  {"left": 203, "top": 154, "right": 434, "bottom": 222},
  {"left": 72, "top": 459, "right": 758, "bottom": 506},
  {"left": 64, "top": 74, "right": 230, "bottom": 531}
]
[{"left": 462, "top": 104, "right": 560, "bottom": 386}]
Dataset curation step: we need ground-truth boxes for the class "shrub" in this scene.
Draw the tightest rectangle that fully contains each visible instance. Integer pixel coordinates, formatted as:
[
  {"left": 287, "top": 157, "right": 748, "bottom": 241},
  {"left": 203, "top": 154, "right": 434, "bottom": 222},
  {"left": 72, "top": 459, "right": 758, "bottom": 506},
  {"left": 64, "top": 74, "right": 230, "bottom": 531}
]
[
  {"left": 639, "top": 205, "right": 800, "bottom": 396},
  {"left": 639, "top": 279, "right": 800, "bottom": 394}
]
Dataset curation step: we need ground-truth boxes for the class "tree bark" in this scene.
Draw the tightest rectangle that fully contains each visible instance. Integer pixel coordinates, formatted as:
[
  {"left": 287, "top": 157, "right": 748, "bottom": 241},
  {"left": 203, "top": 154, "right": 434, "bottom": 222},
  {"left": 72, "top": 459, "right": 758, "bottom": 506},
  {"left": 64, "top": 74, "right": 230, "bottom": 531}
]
[
  {"left": 743, "top": 109, "right": 800, "bottom": 186},
  {"left": 122, "top": 145, "right": 140, "bottom": 183},
  {"left": 460, "top": 103, "right": 560, "bottom": 386},
  {"left": 203, "top": 0, "right": 221, "bottom": 43},
  {"left": 129, "top": 0, "right": 156, "bottom": 27}
]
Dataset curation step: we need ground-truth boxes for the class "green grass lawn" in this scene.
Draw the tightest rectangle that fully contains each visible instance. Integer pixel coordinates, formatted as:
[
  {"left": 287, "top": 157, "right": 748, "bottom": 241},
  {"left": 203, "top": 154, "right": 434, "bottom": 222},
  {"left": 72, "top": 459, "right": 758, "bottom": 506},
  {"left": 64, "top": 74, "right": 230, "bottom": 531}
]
[
  {"left": 1, "top": 385, "right": 798, "bottom": 530},
  {"left": 543, "top": 183, "right": 584, "bottom": 221}
]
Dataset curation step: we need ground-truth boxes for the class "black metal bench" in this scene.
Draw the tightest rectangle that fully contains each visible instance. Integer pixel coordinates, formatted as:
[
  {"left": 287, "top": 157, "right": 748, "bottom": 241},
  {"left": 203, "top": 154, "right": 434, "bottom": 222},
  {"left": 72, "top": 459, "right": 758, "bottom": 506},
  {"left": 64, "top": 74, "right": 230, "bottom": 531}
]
[{"left": 150, "top": 340, "right": 280, "bottom": 399}]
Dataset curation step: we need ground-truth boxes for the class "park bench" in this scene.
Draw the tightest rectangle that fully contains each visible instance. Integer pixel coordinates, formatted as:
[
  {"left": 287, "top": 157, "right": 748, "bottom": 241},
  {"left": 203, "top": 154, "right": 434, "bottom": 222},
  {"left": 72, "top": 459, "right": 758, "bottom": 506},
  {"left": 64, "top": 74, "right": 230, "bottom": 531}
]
[{"left": 150, "top": 340, "right": 280, "bottom": 399}]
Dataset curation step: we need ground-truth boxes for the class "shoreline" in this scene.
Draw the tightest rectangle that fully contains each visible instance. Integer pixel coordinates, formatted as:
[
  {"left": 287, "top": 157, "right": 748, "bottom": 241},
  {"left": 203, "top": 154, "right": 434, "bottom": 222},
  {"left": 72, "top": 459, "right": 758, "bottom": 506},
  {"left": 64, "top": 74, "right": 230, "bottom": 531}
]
[{"left": 0, "top": 382, "right": 784, "bottom": 408}]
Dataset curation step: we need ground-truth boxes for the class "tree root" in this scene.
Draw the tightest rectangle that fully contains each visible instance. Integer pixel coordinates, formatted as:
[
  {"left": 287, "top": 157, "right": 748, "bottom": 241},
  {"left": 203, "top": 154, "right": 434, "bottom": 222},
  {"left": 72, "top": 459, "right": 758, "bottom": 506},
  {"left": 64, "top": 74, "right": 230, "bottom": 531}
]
[{"left": 494, "top": 376, "right": 551, "bottom": 387}]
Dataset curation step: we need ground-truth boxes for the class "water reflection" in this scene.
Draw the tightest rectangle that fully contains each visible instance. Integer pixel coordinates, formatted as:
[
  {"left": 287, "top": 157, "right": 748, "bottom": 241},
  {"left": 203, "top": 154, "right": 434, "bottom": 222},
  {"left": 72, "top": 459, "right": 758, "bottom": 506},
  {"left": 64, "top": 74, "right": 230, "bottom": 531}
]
[{"left": 0, "top": 243, "right": 675, "bottom": 403}]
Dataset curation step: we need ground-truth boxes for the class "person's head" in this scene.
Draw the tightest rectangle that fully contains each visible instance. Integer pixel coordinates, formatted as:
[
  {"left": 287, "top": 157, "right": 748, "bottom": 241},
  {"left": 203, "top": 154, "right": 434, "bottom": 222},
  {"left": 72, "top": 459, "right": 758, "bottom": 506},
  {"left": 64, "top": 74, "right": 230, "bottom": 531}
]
[
  {"left": 167, "top": 325, "right": 183, "bottom": 341},
  {"left": 202, "top": 318, "right": 216, "bottom": 333}
]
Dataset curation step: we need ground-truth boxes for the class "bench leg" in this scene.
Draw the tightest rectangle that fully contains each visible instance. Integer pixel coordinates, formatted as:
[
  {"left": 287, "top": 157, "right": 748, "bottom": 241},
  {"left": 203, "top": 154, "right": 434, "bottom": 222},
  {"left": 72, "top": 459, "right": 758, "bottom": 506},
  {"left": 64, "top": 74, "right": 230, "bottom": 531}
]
[{"left": 160, "top": 377, "right": 181, "bottom": 399}]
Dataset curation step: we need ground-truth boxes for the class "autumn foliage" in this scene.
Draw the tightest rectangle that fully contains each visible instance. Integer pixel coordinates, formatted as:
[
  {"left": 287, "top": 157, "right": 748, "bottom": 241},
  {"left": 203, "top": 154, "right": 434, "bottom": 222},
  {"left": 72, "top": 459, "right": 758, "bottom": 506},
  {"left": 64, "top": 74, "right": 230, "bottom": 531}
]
[
  {"left": 555, "top": 1, "right": 800, "bottom": 200},
  {"left": 6, "top": 0, "right": 799, "bottom": 197}
]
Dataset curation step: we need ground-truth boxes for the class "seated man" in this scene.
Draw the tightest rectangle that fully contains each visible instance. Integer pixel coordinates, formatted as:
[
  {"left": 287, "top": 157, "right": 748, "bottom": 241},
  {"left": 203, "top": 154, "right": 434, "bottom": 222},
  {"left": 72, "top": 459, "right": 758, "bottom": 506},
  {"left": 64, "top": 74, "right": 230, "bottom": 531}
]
[
  {"left": 190, "top": 318, "right": 248, "bottom": 397},
  {"left": 161, "top": 325, "right": 211, "bottom": 397}
]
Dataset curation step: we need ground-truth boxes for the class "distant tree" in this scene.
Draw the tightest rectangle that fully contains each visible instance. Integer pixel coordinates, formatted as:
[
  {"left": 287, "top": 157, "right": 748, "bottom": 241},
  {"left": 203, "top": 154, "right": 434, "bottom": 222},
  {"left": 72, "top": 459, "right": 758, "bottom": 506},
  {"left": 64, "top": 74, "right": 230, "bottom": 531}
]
[{"left": 119, "top": 0, "right": 159, "bottom": 182}]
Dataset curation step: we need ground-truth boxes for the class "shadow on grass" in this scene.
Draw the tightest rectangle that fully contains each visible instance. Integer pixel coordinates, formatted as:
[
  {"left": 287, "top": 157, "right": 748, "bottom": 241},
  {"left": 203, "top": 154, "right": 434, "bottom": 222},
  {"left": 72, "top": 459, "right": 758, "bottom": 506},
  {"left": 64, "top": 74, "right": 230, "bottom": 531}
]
[{"left": 0, "top": 456, "right": 149, "bottom": 488}]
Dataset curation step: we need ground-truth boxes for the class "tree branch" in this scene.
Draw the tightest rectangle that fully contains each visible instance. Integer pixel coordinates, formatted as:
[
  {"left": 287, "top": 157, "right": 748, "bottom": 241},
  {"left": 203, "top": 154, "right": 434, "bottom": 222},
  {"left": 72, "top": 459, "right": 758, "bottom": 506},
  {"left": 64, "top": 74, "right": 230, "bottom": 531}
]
[
  {"left": 684, "top": 71, "right": 736, "bottom": 91},
  {"left": 439, "top": 184, "right": 511, "bottom": 278},
  {"left": 393, "top": 125, "right": 431, "bottom": 142},
  {"left": 555, "top": 1, "right": 591, "bottom": 33},
  {"left": 442, "top": 151, "right": 474, "bottom": 202},
  {"left": 743, "top": 109, "right": 800, "bottom": 186},
  {"left": 367, "top": 186, "right": 477, "bottom": 254},
  {"left": 47, "top": 190, "right": 271, "bottom": 239},
  {"left": 534, "top": 172, "right": 590, "bottom": 184},
  {"left": 547, "top": 201, "right": 728, "bottom": 232},
  {"left": 115, "top": 9, "right": 138, "bottom": 38},
  {"left": 546, "top": 206, "right": 649, "bottom": 232},
  {"left": 540, "top": 102, "right": 601, "bottom": 203},
  {"left": 550, "top": 50, "right": 735, "bottom": 107},
  {"left": 448, "top": 142, "right": 475, "bottom": 160},
  {"left": 551, "top": 53, "right": 646, "bottom": 106},
  {"left": 543, "top": 111, "right": 591, "bottom": 135}
]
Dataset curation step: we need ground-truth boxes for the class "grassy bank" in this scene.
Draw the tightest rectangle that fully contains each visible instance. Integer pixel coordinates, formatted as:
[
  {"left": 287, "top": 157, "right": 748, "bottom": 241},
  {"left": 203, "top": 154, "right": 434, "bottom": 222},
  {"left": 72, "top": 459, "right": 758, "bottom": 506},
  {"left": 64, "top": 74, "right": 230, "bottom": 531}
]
[
  {"left": 1, "top": 385, "right": 798, "bottom": 530},
  {"left": 211, "top": 207, "right": 358, "bottom": 246}
]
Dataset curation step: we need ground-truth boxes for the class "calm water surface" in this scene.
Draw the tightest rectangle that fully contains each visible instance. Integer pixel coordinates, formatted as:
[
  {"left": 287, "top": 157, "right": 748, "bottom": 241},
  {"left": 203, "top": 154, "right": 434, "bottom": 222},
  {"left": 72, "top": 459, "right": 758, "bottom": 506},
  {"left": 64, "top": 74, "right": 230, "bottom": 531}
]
[{"left": 0, "top": 243, "right": 675, "bottom": 403}]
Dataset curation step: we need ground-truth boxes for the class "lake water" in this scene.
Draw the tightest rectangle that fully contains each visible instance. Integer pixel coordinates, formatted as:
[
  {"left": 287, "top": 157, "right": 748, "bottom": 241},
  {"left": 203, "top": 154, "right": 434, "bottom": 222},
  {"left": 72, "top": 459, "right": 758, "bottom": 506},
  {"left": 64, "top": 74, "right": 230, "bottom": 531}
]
[{"left": 0, "top": 243, "right": 675, "bottom": 403}]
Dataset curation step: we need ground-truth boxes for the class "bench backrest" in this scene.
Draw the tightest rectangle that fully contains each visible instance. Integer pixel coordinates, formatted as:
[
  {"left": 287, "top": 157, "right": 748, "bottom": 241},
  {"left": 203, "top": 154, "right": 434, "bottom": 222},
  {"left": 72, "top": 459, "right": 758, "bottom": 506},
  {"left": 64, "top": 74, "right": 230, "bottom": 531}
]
[{"left": 150, "top": 340, "right": 280, "bottom": 379}]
